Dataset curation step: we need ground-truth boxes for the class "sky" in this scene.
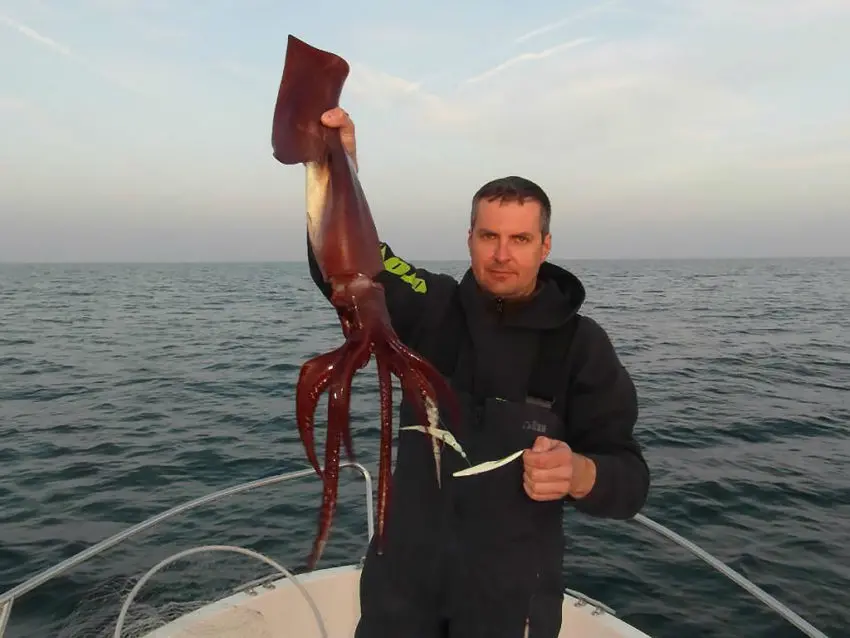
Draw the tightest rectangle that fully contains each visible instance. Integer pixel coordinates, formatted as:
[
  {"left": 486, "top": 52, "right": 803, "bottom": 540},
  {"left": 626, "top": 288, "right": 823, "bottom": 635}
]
[{"left": 1, "top": 0, "right": 849, "bottom": 262}]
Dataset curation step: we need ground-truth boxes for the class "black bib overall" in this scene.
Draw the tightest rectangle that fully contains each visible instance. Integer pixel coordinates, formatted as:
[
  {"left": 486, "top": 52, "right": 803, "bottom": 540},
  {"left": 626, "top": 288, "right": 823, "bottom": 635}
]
[{"left": 355, "top": 289, "right": 579, "bottom": 638}]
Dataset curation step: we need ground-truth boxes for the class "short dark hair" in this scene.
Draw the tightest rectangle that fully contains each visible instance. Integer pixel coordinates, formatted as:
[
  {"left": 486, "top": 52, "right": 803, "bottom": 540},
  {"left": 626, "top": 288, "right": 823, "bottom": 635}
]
[{"left": 470, "top": 176, "right": 552, "bottom": 236}]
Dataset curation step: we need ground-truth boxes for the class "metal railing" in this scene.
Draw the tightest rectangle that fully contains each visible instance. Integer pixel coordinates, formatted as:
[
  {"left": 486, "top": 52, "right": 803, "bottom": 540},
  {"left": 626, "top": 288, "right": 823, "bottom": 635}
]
[
  {"left": 0, "top": 462, "right": 374, "bottom": 637},
  {"left": 630, "top": 513, "right": 828, "bottom": 638},
  {"left": 0, "top": 461, "right": 830, "bottom": 638}
]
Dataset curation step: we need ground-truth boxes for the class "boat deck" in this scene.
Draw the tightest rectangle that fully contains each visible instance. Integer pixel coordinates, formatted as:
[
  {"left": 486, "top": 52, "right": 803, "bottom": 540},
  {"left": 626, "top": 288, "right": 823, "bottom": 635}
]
[{"left": 140, "top": 564, "right": 652, "bottom": 638}]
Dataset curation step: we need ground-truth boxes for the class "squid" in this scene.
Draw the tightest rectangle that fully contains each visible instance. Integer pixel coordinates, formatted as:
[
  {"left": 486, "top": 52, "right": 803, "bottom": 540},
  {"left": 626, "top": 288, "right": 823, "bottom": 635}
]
[{"left": 270, "top": 34, "right": 461, "bottom": 570}]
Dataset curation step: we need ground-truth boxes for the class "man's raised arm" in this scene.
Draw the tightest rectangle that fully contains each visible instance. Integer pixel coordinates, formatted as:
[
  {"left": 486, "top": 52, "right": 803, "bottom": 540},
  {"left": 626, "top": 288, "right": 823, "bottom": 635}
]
[{"left": 306, "top": 236, "right": 450, "bottom": 347}]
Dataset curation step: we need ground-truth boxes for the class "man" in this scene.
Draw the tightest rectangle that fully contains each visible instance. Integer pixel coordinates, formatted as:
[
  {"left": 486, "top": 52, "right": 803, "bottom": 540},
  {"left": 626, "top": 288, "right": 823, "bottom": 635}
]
[{"left": 306, "top": 107, "right": 650, "bottom": 638}]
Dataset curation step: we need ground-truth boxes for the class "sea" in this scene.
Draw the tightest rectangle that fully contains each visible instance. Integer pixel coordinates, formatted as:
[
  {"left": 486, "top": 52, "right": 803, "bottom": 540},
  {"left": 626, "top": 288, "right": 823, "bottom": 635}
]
[{"left": 0, "top": 257, "right": 848, "bottom": 638}]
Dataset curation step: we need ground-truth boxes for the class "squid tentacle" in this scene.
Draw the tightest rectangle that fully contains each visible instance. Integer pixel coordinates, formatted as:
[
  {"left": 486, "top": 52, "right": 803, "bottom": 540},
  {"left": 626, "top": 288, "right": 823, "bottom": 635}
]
[
  {"left": 386, "top": 330, "right": 463, "bottom": 433},
  {"left": 295, "top": 344, "right": 347, "bottom": 476},
  {"left": 307, "top": 336, "right": 369, "bottom": 570},
  {"left": 375, "top": 344, "right": 394, "bottom": 554},
  {"left": 392, "top": 362, "right": 445, "bottom": 486}
]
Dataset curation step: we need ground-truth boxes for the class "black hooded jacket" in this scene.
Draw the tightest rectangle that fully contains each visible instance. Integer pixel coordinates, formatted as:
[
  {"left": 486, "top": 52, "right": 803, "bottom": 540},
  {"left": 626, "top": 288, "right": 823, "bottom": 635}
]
[{"left": 306, "top": 239, "right": 650, "bottom": 520}]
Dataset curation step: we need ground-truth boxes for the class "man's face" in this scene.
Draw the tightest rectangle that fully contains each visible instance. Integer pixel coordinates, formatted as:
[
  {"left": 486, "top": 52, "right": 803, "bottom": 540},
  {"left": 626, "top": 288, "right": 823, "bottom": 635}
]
[{"left": 467, "top": 197, "right": 551, "bottom": 299}]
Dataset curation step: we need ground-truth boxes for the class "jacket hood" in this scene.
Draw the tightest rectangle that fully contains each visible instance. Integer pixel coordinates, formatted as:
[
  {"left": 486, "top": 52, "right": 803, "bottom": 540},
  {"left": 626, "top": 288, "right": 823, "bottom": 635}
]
[{"left": 458, "top": 261, "right": 586, "bottom": 330}]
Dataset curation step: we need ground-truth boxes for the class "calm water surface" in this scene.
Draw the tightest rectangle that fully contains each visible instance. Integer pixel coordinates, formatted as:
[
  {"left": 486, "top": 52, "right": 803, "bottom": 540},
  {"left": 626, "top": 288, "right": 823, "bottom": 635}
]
[{"left": 1, "top": 257, "right": 848, "bottom": 637}]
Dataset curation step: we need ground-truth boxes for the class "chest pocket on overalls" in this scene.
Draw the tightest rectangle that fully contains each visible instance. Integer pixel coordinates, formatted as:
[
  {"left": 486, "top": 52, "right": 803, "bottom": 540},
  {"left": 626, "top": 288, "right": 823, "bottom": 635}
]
[{"left": 451, "top": 395, "right": 566, "bottom": 539}]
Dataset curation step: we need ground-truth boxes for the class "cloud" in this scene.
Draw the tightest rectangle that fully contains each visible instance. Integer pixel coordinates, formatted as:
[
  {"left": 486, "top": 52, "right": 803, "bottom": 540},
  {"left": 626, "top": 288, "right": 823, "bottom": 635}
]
[
  {"left": 0, "top": 12, "right": 147, "bottom": 95},
  {"left": 366, "top": 1, "right": 849, "bottom": 224},
  {"left": 514, "top": 0, "right": 617, "bottom": 44},
  {"left": 207, "top": 54, "right": 426, "bottom": 111},
  {"left": 0, "top": 12, "right": 72, "bottom": 56},
  {"left": 464, "top": 37, "right": 596, "bottom": 84},
  {"left": 346, "top": 62, "right": 423, "bottom": 101},
  {"left": 342, "top": 62, "right": 477, "bottom": 135}
]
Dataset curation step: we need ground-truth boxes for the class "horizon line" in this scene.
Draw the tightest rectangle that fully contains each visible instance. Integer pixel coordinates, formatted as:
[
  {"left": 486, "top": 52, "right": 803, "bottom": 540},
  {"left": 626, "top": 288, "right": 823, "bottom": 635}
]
[{"left": 1, "top": 254, "right": 848, "bottom": 266}]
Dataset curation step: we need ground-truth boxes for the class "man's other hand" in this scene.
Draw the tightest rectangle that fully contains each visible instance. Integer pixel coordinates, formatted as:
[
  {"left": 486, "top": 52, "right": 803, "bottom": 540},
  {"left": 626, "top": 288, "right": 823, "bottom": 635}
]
[
  {"left": 522, "top": 436, "right": 573, "bottom": 501},
  {"left": 523, "top": 436, "right": 597, "bottom": 501}
]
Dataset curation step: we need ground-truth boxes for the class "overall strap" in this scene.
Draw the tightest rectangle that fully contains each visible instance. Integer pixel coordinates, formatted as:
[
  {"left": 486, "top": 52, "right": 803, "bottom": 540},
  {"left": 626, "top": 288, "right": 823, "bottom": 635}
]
[
  {"left": 427, "top": 290, "right": 581, "bottom": 416},
  {"left": 525, "top": 315, "right": 581, "bottom": 419},
  {"left": 425, "top": 287, "right": 467, "bottom": 380}
]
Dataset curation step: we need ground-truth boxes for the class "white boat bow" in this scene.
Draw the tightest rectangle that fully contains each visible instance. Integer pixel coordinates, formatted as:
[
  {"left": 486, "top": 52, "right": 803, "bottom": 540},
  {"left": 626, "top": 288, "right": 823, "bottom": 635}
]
[{"left": 0, "top": 462, "right": 830, "bottom": 637}]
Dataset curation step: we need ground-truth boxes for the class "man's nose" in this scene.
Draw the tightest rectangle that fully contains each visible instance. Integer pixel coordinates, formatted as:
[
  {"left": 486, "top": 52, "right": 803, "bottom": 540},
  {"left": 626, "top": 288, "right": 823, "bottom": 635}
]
[{"left": 493, "top": 238, "right": 511, "bottom": 262}]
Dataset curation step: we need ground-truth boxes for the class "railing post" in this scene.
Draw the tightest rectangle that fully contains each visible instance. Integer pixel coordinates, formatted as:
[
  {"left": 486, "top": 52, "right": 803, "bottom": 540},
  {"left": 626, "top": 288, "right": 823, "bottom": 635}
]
[{"left": 0, "top": 598, "right": 12, "bottom": 637}]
